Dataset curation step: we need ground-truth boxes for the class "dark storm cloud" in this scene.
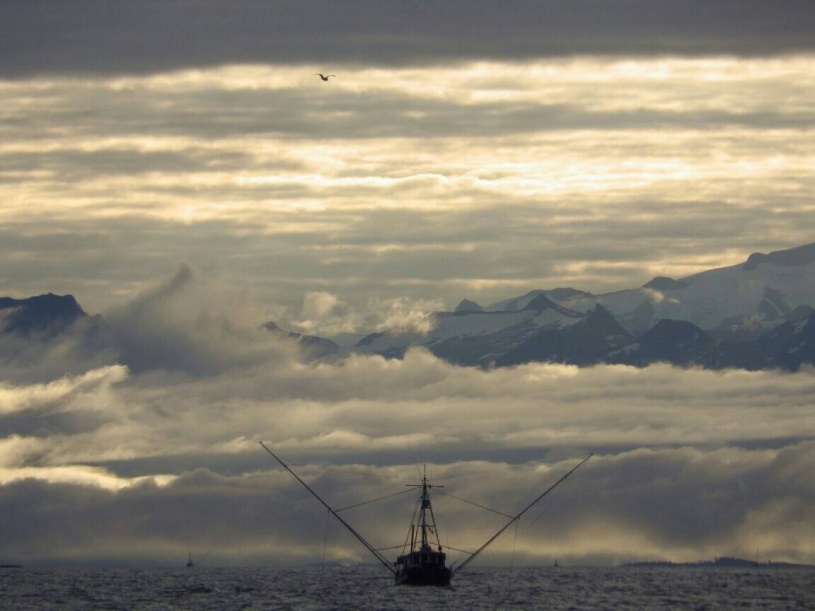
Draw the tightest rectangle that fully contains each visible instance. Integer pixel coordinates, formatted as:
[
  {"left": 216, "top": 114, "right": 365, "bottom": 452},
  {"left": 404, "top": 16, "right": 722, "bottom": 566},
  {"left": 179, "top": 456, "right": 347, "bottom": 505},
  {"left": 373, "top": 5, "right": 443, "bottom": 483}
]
[{"left": 2, "top": 1, "right": 814, "bottom": 77}]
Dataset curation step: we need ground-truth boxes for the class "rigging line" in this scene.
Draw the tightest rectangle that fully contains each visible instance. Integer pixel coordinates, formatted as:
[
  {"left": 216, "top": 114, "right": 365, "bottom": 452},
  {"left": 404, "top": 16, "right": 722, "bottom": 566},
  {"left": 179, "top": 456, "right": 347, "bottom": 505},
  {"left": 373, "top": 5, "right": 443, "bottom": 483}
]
[
  {"left": 517, "top": 494, "right": 558, "bottom": 535},
  {"left": 508, "top": 518, "right": 519, "bottom": 593},
  {"left": 271, "top": 450, "right": 303, "bottom": 468},
  {"left": 402, "top": 494, "right": 420, "bottom": 553},
  {"left": 259, "top": 441, "right": 397, "bottom": 575},
  {"left": 517, "top": 469, "right": 575, "bottom": 536},
  {"left": 413, "top": 460, "right": 423, "bottom": 481},
  {"left": 452, "top": 453, "right": 593, "bottom": 576},
  {"left": 335, "top": 488, "right": 416, "bottom": 513},
  {"left": 442, "top": 544, "right": 474, "bottom": 555},
  {"left": 427, "top": 488, "right": 444, "bottom": 550},
  {"left": 401, "top": 494, "right": 421, "bottom": 553},
  {"left": 320, "top": 508, "right": 330, "bottom": 584},
  {"left": 435, "top": 489, "right": 514, "bottom": 519},
  {"left": 192, "top": 549, "right": 213, "bottom": 566},
  {"left": 407, "top": 446, "right": 423, "bottom": 481}
]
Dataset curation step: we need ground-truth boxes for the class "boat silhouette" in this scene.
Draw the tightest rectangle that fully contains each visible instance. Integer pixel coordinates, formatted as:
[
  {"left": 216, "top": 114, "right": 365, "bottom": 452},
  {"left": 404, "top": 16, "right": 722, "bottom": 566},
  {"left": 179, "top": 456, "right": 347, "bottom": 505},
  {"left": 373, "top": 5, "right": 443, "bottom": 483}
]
[
  {"left": 394, "top": 468, "right": 450, "bottom": 585},
  {"left": 184, "top": 550, "right": 211, "bottom": 568},
  {"left": 260, "top": 442, "right": 591, "bottom": 586}
]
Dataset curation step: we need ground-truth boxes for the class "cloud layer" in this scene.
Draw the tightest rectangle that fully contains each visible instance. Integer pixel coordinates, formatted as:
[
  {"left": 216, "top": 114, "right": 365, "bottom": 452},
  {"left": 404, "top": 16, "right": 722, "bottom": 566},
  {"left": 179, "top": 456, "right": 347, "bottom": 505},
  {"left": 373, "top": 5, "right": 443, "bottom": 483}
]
[
  {"left": 1, "top": 271, "right": 814, "bottom": 567},
  {"left": 2, "top": 1, "right": 814, "bottom": 77},
  {"left": 2, "top": 58, "right": 814, "bottom": 316}
]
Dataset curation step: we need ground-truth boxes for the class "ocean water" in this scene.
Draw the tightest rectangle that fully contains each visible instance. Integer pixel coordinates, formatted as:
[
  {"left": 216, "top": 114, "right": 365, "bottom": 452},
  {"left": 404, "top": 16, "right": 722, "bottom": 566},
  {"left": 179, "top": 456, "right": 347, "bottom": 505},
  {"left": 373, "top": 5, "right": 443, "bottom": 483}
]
[{"left": 1, "top": 565, "right": 813, "bottom": 610}]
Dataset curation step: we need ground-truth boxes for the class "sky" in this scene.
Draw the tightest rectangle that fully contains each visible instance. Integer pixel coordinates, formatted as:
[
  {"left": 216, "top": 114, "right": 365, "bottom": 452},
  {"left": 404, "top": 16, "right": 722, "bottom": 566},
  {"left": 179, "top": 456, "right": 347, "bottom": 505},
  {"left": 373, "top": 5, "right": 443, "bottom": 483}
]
[{"left": 1, "top": 1, "right": 815, "bottom": 569}]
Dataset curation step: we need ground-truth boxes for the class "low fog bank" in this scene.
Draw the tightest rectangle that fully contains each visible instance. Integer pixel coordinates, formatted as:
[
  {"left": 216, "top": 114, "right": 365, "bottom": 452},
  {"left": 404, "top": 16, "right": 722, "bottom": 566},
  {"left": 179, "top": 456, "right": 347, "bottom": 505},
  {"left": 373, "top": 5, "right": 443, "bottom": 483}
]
[{"left": 2, "top": 443, "right": 813, "bottom": 568}]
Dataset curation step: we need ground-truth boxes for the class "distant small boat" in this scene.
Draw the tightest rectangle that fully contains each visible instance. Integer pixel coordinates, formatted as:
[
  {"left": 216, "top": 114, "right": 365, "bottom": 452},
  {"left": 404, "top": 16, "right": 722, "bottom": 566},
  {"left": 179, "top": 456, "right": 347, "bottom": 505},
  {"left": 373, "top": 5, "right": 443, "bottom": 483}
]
[
  {"left": 185, "top": 550, "right": 210, "bottom": 568},
  {"left": 260, "top": 442, "right": 592, "bottom": 587}
]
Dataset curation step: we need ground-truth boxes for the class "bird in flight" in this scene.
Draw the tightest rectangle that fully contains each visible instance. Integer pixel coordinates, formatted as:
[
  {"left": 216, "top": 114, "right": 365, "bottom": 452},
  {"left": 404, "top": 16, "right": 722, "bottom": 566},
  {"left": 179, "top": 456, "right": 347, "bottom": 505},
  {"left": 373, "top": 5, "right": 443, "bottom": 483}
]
[{"left": 316, "top": 73, "right": 336, "bottom": 81}]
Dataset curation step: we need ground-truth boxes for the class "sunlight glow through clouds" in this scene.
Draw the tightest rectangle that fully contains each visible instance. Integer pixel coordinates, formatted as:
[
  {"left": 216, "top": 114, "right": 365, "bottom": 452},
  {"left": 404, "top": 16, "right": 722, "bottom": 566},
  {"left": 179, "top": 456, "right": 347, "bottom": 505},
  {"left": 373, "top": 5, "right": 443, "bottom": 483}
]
[
  {"left": 0, "top": 366, "right": 128, "bottom": 415},
  {"left": 0, "top": 465, "right": 176, "bottom": 491},
  {"left": 2, "top": 55, "right": 815, "bottom": 307}
]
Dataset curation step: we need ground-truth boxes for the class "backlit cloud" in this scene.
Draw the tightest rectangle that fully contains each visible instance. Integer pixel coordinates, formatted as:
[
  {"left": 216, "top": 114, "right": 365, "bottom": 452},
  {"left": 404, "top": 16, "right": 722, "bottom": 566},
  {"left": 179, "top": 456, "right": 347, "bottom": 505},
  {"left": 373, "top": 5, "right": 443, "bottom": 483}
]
[{"left": 2, "top": 59, "right": 814, "bottom": 314}]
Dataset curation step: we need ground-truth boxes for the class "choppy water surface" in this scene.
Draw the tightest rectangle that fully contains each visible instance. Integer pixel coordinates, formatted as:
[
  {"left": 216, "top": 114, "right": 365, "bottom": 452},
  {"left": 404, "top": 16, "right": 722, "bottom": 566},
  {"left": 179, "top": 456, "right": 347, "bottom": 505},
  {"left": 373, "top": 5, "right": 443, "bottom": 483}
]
[{"left": 1, "top": 565, "right": 813, "bottom": 610}]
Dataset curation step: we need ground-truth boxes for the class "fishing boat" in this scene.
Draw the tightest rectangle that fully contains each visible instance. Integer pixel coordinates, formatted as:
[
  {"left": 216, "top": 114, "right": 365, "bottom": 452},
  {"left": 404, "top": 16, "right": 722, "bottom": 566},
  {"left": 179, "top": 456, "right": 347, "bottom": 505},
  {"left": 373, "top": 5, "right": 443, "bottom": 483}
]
[
  {"left": 260, "top": 442, "right": 591, "bottom": 587},
  {"left": 394, "top": 470, "right": 451, "bottom": 586}
]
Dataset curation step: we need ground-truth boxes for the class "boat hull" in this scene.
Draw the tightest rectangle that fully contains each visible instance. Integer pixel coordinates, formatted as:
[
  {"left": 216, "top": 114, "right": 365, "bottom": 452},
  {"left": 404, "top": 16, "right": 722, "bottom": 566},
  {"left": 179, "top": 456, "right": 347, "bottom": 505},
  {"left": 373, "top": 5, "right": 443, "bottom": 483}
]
[{"left": 394, "top": 565, "right": 451, "bottom": 587}]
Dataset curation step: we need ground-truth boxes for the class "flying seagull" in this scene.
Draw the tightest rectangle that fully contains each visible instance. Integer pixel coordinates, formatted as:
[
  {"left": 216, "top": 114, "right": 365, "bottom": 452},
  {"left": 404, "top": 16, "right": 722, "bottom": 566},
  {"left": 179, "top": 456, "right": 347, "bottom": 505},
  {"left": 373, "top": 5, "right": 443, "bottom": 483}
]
[{"left": 316, "top": 73, "right": 335, "bottom": 81}]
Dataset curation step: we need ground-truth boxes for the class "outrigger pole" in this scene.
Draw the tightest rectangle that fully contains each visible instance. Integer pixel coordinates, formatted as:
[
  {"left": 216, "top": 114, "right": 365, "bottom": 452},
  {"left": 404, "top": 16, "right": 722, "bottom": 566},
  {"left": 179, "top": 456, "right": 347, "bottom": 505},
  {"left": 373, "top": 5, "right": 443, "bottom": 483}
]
[
  {"left": 452, "top": 453, "right": 593, "bottom": 576},
  {"left": 259, "top": 441, "right": 397, "bottom": 575}
]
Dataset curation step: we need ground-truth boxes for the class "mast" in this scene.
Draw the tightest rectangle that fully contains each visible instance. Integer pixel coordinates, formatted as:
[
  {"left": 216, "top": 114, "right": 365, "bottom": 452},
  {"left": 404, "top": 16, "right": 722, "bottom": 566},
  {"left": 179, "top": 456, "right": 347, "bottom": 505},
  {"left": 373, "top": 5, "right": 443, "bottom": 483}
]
[
  {"left": 420, "top": 475, "right": 429, "bottom": 549},
  {"left": 406, "top": 466, "right": 443, "bottom": 552},
  {"left": 259, "top": 441, "right": 397, "bottom": 575},
  {"left": 452, "top": 453, "right": 593, "bottom": 575}
]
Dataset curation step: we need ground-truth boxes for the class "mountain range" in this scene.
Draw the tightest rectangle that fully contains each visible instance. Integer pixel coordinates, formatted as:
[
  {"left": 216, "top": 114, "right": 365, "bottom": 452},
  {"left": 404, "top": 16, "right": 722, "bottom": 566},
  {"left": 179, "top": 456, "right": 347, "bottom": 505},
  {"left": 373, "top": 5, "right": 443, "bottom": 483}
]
[
  {"left": 348, "top": 242, "right": 815, "bottom": 371},
  {"left": 2, "top": 242, "right": 815, "bottom": 372}
]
